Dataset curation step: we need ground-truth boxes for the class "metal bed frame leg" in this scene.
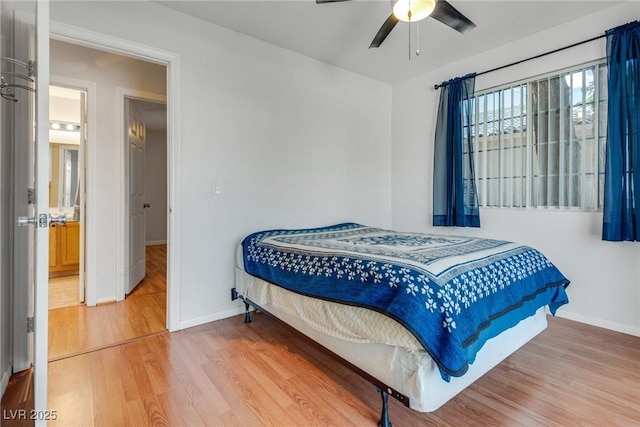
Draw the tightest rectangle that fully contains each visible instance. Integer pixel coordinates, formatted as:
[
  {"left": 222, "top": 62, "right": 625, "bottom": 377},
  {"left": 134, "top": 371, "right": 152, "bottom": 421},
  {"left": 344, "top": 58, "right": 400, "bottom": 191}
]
[
  {"left": 243, "top": 302, "right": 252, "bottom": 323},
  {"left": 377, "top": 388, "right": 392, "bottom": 427}
]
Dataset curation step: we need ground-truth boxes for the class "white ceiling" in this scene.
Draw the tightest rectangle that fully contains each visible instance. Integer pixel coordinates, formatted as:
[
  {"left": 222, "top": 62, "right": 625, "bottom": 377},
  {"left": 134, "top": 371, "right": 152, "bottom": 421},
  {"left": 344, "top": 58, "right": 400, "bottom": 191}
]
[
  {"left": 130, "top": 99, "right": 167, "bottom": 132},
  {"left": 156, "top": 0, "right": 622, "bottom": 85}
]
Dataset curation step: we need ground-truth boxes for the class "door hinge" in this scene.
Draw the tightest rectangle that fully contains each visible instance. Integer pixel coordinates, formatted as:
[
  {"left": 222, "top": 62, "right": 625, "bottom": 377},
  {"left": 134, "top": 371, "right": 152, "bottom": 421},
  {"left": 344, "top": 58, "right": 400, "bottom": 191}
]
[
  {"left": 27, "top": 60, "right": 35, "bottom": 77},
  {"left": 27, "top": 188, "right": 36, "bottom": 205},
  {"left": 27, "top": 316, "right": 34, "bottom": 333}
]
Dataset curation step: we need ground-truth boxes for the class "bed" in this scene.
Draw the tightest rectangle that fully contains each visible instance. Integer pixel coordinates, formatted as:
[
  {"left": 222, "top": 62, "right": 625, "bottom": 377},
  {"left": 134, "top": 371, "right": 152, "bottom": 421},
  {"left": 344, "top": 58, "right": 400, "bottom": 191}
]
[{"left": 234, "top": 223, "right": 569, "bottom": 425}]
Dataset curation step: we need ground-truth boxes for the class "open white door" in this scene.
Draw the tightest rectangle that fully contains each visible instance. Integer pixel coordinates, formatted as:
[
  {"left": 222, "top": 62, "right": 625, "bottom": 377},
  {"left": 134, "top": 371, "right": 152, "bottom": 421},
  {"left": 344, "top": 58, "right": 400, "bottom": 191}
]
[
  {"left": 126, "top": 99, "right": 146, "bottom": 294},
  {"left": 10, "top": 8, "right": 36, "bottom": 377},
  {"left": 11, "top": 1, "right": 49, "bottom": 424}
]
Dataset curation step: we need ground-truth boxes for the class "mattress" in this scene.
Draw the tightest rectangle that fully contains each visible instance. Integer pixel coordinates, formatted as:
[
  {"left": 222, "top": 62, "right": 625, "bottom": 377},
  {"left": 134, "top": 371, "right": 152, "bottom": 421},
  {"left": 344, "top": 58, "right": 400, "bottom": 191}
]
[
  {"left": 235, "top": 244, "right": 548, "bottom": 412},
  {"left": 241, "top": 223, "right": 568, "bottom": 380}
]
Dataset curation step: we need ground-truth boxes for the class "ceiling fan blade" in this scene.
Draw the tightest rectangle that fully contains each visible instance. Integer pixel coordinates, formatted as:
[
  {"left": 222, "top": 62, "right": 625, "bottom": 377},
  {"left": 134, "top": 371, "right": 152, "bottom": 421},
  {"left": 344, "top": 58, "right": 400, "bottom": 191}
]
[
  {"left": 430, "top": 0, "right": 476, "bottom": 34},
  {"left": 315, "top": 0, "right": 351, "bottom": 3},
  {"left": 369, "top": 14, "right": 400, "bottom": 49}
]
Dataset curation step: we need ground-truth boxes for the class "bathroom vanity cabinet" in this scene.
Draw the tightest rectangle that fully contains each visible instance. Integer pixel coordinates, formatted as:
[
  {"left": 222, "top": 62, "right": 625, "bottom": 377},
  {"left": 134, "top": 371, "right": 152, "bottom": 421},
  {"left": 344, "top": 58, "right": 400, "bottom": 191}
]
[{"left": 49, "top": 220, "right": 80, "bottom": 277}]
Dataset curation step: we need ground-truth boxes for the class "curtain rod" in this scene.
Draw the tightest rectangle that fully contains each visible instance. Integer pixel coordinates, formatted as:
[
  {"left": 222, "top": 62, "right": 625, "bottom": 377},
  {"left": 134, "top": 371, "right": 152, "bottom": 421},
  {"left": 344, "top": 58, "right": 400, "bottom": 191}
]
[{"left": 433, "top": 33, "right": 606, "bottom": 90}]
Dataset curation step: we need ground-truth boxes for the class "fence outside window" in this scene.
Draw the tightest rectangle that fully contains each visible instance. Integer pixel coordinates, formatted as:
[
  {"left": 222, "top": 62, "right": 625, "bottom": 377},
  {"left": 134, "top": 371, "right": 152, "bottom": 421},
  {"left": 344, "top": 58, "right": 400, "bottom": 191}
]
[{"left": 465, "top": 60, "right": 607, "bottom": 211}]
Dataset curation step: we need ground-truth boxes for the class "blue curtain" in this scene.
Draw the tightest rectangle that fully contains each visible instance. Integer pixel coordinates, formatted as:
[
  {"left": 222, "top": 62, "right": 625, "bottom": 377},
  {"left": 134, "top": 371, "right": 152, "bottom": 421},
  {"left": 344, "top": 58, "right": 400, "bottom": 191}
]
[
  {"left": 603, "top": 21, "right": 640, "bottom": 242},
  {"left": 433, "top": 73, "right": 480, "bottom": 227}
]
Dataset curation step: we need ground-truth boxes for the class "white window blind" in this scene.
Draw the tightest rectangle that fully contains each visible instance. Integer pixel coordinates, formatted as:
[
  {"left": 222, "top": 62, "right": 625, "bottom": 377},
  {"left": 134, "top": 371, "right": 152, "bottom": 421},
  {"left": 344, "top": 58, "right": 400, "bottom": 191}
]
[{"left": 467, "top": 61, "right": 607, "bottom": 210}]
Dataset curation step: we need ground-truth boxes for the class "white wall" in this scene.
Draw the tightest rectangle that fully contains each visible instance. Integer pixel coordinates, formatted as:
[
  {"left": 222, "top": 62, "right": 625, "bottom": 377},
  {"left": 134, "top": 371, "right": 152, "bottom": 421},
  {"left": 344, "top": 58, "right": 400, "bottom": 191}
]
[
  {"left": 50, "top": 39, "right": 167, "bottom": 303},
  {"left": 144, "top": 128, "right": 167, "bottom": 245},
  {"left": 392, "top": 2, "right": 640, "bottom": 336},
  {"left": 50, "top": 1, "right": 392, "bottom": 327}
]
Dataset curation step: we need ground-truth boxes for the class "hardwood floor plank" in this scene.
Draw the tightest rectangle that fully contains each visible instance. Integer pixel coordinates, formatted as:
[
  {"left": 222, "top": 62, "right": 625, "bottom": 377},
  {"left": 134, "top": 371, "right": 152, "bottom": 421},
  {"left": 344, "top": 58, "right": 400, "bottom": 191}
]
[
  {"left": 218, "top": 409, "right": 248, "bottom": 427},
  {"left": 221, "top": 344, "right": 296, "bottom": 408},
  {"left": 469, "top": 371, "right": 570, "bottom": 426},
  {"left": 139, "top": 394, "right": 171, "bottom": 427},
  {"left": 161, "top": 370, "right": 224, "bottom": 426},
  {"left": 92, "top": 349, "right": 129, "bottom": 425},
  {"left": 48, "top": 275, "right": 82, "bottom": 309},
  {"left": 200, "top": 358, "right": 272, "bottom": 427},
  {"left": 161, "top": 384, "right": 213, "bottom": 427},
  {"left": 124, "top": 399, "right": 150, "bottom": 427},
  {"left": 204, "top": 353, "right": 302, "bottom": 427},
  {"left": 286, "top": 373, "right": 377, "bottom": 427}
]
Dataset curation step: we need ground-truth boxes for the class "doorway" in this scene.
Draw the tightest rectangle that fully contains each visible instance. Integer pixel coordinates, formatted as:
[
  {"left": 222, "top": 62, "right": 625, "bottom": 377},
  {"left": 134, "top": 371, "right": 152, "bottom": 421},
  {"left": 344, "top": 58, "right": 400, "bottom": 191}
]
[
  {"left": 122, "top": 95, "right": 168, "bottom": 300},
  {"left": 49, "top": 21, "right": 181, "bottom": 336},
  {"left": 47, "top": 40, "right": 170, "bottom": 361},
  {"left": 48, "top": 85, "right": 85, "bottom": 310}
]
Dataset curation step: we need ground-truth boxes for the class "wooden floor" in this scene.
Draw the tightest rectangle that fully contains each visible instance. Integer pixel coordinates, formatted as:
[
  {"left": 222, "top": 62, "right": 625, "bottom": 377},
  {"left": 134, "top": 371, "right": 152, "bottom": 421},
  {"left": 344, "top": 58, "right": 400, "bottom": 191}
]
[
  {"left": 48, "top": 244, "right": 167, "bottom": 361},
  {"left": 49, "top": 275, "right": 82, "bottom": 310},
  {"left": 3, "top": 311, "right": 639, "bottom": 426}
]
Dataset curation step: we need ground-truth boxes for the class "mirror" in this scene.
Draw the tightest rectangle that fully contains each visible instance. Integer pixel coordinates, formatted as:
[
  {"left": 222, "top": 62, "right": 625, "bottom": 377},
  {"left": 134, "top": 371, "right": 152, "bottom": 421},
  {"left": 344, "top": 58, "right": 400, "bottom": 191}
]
[
  {"left": 49, "top": 142, "right": 79, "bottom": 218},
  {"left": 49, "top": 85, "right": 83, "bottom": 218}
]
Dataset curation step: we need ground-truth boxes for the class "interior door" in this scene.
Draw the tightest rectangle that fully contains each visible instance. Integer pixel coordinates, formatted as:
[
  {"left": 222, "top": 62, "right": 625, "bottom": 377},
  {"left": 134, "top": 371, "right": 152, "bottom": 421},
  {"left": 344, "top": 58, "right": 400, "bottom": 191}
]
[
  {"left": 11, "top": 0, "right": 50, "bottom": 423},
  {"left": 126, "top": 99, "right": 146, "bottom": 294},
  {"left": 10, "top": 8, "right": 36, "bottom": 376}
]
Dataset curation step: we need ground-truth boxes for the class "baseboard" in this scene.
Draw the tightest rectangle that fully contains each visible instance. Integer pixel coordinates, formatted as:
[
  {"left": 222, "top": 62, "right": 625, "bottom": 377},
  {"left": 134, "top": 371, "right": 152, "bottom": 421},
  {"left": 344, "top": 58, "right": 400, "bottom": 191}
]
[
  {"left": 146, "top": 240, "right": 167, "bottom": 246},
  {"left": 556, "top": 310, "right": 640, "bottom": 337},
  {"left": 96, "top": 296, "right": 117, "bottom": 305},
  {"left": 0, "top": 363, "right": 11, "bottom": 399},
  {"left": 178, "top": 306, "right": 246, "bottom": 330}
]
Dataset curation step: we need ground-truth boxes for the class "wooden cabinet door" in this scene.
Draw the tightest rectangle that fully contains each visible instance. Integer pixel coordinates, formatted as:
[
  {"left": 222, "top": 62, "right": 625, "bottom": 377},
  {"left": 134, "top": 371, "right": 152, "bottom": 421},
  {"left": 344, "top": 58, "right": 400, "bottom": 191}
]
[
  {"left": 49, "top": 221, "right": 79, "bottom": 277},
  {"left": 49, "top": 227, "right": 57, "bottom": 268},
  {"left": 61, "top": 221, "right": 80, "bottom": 266}
]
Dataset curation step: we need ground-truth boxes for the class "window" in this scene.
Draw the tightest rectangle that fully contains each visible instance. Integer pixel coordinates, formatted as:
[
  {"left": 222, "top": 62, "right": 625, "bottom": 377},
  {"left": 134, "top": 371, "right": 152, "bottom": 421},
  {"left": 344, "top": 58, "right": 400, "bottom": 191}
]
[{"left": 466, "top": 61, "right": 607, "bottom": 210}]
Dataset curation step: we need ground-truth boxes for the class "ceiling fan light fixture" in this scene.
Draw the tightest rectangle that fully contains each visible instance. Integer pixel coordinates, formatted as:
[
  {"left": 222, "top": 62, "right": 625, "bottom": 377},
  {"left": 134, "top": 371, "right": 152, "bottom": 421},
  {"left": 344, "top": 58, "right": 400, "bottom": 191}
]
[{"left": 391, "top": 0, "right": 436, "bottom": 23}]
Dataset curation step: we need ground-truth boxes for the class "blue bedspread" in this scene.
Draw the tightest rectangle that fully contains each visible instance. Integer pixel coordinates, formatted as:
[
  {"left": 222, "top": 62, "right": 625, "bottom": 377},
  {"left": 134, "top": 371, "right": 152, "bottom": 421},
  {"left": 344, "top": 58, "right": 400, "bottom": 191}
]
[{"left": 242, "top": 223, "right": 569, "bottom": 380}]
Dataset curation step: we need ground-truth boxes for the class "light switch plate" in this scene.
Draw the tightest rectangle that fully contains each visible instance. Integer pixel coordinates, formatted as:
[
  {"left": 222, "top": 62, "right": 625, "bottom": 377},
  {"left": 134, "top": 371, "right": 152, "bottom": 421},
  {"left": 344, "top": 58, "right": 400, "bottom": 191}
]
[{"left": 213, "top": 180, "right": 223, "bottom": 195}]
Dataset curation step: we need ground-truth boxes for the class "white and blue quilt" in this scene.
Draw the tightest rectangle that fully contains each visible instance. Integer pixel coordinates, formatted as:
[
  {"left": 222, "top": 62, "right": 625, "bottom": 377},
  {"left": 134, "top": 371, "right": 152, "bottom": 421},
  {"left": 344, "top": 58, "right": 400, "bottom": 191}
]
[{"left": 242, "top": 223, "right": 569, "bottom": 380}]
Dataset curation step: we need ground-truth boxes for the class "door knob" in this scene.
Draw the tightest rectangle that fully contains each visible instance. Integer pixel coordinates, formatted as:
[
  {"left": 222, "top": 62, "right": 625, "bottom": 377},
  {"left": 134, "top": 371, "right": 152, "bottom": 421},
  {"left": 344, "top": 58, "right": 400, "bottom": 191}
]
[
  {"left": 17, "top": 216, "right": 37, "bottom": 227},
  {"left": 49, "top": 213, "right": 67, "bottom": 227},
  {"left": 18, "top": 213, "right": 67, "bottom": 228}
]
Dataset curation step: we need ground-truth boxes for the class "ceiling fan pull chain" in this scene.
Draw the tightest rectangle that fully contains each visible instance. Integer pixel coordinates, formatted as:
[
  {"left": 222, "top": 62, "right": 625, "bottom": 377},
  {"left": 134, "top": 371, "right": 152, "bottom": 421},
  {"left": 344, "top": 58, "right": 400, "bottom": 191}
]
[
  {"left": 408, "top": 11, "right": 412, "bottom": 60},
  {"left": 416, "top": 22, "right": 420, "bottom": 56}
]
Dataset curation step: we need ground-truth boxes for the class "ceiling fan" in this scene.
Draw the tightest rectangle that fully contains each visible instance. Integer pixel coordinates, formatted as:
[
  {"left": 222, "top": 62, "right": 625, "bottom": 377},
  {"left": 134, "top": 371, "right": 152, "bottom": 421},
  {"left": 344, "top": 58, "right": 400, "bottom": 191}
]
[{"left": 316, "top": 0, "right": 476, "bottom": 49}]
